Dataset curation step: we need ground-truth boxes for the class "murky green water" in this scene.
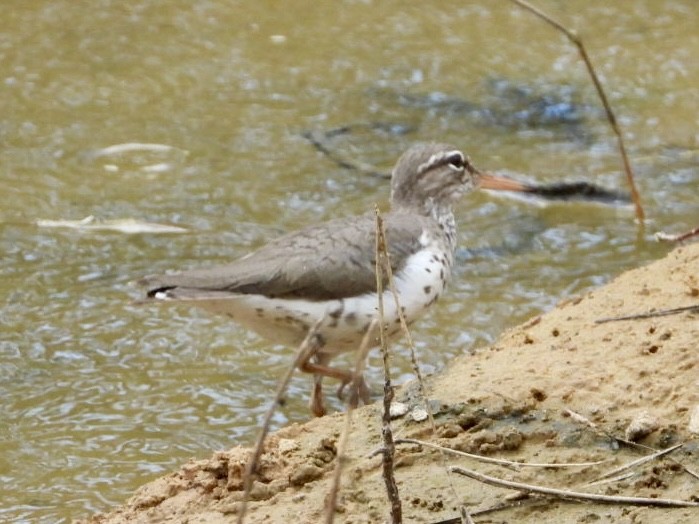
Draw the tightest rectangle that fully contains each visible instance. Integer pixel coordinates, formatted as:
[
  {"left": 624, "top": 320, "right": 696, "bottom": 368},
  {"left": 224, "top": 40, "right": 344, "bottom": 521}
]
[{"left": 1, "top": 1, "right": 697, "bottom": 521}]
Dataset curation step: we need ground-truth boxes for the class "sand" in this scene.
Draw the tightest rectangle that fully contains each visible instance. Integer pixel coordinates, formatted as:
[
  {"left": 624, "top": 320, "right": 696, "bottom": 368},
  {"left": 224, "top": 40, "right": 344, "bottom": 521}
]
[{"left": 83, "top": 243, "right": 699, "bottom": 524}]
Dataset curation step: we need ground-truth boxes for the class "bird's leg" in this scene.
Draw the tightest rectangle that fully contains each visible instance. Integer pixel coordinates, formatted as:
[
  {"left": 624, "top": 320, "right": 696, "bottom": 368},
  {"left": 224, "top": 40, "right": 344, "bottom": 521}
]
[
  {"left": 299, "top": 351, "right": 355, "bottom": 417},
  {"left": 336, "top": 375, "right": 371, "bottom": 408},
  {"left": 296, "top": 334, "right": 329, "bottom": 417},
  {"left": 311, "top": 372, "right": 325, "bottom": 418},
  {"left": 336, "top": 377, "right": 350, "bottom": 400}
]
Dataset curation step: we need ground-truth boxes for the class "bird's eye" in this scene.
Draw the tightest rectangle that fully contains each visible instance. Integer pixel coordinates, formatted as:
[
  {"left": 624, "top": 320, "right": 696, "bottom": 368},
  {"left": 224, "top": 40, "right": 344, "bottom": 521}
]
[{"left": 446, "top": 152, "right": 465, "bottom": 170}]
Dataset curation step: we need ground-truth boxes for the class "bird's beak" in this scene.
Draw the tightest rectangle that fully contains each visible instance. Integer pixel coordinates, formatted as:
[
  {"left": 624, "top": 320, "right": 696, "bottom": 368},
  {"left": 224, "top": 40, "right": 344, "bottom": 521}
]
[{"left": 477, "top": 171, "right": 531, "bottom": 192}]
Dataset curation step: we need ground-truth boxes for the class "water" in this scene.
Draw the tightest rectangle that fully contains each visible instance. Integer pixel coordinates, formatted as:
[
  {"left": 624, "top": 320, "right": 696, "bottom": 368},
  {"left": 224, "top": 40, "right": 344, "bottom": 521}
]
[{"left": 0, "top": 1, "right": 697, "bottom": 521}]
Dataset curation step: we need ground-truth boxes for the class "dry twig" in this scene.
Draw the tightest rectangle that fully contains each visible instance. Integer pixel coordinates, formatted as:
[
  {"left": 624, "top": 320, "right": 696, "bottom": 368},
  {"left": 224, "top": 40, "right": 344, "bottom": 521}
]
[
  {"left": 591, "top": 442, "right": 685, "bottom": 482},
  {"left": 302, "top": 129, "right": 387, "bottom": 178},
  {"left": 584, "top": 471, "right": 637, "bottom": 488},
  {"left": 236, "top": 317, "right": 325, "bottom": 524},
  {"left": 449, "top": 465, "right": 699, "bottom": 507},
  {"left": 509, "top": 0, "right": 645, "bottom": 223},
  {"left": 395, "top": 438, "right": 609, "bottom": 469},
  {"left": 431, "top": 498, "right": 551, "bottom": 524},
  {"left": 376, "top": 208, "right": 473, "bottom": 523},
  {"left": 324, "top": 319, "right": 378, "bottom": 523},
  {"left": 380, "top": 222, "right": 473, "bottom": 523},
  {"left": 563, "top": 408, "right": 598, "bottom": 429},
  {"left": 655, "top": 227, "right": 699, "bottom": 243},
  {"left": 595, "top": 304, "right": 699, "bottom": 323},
  {"left": 564, "top": 408, "right": 699, "bottom": 482},
  {"left": 374, "top": 207, "right": 403, "bottom": 523}
]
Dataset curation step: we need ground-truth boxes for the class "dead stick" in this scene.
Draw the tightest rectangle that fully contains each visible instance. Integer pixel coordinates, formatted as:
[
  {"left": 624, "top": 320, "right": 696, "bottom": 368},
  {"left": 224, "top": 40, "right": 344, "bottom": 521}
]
[
  {"left": 236, "top": 317, "right": 324, "bottom": 524},
  {"left": 592, "top": 442, "right": 685, "bottom": 482},
  {"left": 395, "top": 438, "right": 608, "bottom": 469},
  {"left": 381, "top": 224, "right": 472, "bottom": 523},
  {"left": 595, "top": 304, "right": 699, "bottom": 323},
  {"left": 375, "top": 207, "right": 403, "bottom": 523},
  {"left": 509, "top": 0, "right": 645, "bottom": 223},
  {"left": 383, "top": 242, "right": 441, "bottom": 437},
  {"left": 563, "top": 408, "right": 644, "bottom": 448},
  {"left": 564, "top": 408, "right": 699, "bottom": 482},
  {"left": 303, "top": 129, "right": 387, "bottom": 178},
  {"left": 655, "top": 226, "right": 699, "bottom": 242},
  {"left": 584, "top": 472, "right": 637, "bottom": 488},
  {"left": 449, "top": 465, "right": 699, "bottom": 507},
  {"left": 324, "top": 319, "right": 378, "bottom": 524},
  {"left": 431, "top": 498, "right": 549, "bottom": 523}
]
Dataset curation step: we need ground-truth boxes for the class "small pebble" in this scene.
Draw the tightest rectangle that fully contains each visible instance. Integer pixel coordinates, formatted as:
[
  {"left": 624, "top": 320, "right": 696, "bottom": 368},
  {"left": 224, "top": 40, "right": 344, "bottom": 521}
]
[
  {"left": 625, "top": 411, "right": 660, "bottom": 442},
  {"left": 389, "top": 402, "right": 409, "bottom": 419},
  {"left": 411, "top": 408, "right": 428, "bottom": 422}
]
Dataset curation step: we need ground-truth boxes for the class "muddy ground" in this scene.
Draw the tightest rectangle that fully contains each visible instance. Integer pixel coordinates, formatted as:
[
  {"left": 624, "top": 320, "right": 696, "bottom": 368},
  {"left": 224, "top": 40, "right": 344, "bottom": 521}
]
[{"left": 84, "top": 243, "right": 699, "bottom": 523}]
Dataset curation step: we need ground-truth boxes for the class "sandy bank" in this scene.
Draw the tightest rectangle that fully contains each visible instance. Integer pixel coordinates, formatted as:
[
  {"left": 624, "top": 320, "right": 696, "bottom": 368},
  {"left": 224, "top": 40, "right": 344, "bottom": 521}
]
[{"left": 84, "top": 243, "right": 699, "bottom": 524}]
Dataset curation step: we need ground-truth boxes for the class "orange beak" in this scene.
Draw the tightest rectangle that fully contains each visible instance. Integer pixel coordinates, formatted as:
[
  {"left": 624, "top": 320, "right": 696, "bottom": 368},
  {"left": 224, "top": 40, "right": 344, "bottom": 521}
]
[{"left": 477, "top": 171, "right": 532, "bottom": 192}]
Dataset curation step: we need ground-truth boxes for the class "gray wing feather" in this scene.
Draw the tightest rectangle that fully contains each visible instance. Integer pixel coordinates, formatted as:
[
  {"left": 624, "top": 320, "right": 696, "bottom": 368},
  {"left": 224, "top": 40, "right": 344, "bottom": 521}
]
[{"left": 140, "top": 212, "right": 433, "bottom": 301}]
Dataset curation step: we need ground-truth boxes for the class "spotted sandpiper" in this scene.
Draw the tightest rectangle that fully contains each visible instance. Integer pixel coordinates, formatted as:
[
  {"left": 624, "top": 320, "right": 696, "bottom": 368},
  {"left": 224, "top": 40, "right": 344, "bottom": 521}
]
[{"left": 140, "top": 143, "right": 505, "bottom": 416}]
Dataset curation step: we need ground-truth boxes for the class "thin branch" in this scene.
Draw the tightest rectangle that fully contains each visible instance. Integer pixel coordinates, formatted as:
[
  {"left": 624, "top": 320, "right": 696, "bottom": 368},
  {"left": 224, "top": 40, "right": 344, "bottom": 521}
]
[
  {"left": 302, "top": 129, "right": 388, "bottom": 178},
  {"left": 655, "top": 226, "right": 699, "bottom": 243},
  {"left": 584, "top": 471, "right": 637, "bottom": 487},
  {"left": 509, "top": 0, "right": 645, "bottom": 223},
  {"left": 595, "top": 304, "right": 699, "bottom": 324},
  {"left": 324, "top": 319, "right": 378, "bottom": 523},
  {"left": 563, "top": 408, "right": 645, "bottom": 448},
  {"left": 380, "top": 231, "right": 472, "bottom": 523},
  {"left": 564, "top": 408, "right": 699, "bottom": 482},
  {"left": 236, "top": 317, "right": 324, "bottom": 524},
  {"left": 564, "top": 408, "right": 598, "bottom": 429},
  {"left": 374, "top": 206, "right": 403, "bottom": 524},
  {"left": 449, "top": 465, "right": 699, "bottom": 507},
  {"left": 431, "top": 498, "right": 548, "bottom": 523},
  {"left": 382, "top": 242, "right": 435, "bottom": 433},
  {"left": 395, "top": 438, "right": 609, "bottom": 469},
  {"left": 592, "top": 442, "right": 685, "bottom": 482}
]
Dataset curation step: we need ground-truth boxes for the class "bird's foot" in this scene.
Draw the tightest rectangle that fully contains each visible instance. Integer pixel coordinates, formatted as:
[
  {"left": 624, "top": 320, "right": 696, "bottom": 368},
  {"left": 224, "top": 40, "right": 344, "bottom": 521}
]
[
  {"left": 336, "top": 375, "right": 371, "bottom": 407},
  {"left": 310, "top": 380, "right": 327, "bottom": 417}
]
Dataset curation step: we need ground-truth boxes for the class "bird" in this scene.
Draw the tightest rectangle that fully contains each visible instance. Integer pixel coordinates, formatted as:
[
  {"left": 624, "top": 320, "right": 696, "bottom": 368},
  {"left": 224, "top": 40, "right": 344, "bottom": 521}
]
[{"left": 139, "top": 143, "right": 505, "bottom": 416}]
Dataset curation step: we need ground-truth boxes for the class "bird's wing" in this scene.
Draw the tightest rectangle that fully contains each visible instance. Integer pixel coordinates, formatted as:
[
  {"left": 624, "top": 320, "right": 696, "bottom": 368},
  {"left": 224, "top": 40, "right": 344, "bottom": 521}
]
[{"left": 140, "top": 212, "right": 433, "bottom": 301}]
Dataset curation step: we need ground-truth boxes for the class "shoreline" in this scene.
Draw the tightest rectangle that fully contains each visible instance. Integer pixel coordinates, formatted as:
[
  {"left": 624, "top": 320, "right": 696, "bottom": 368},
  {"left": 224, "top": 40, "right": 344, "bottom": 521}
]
[{"left": 84, "top": 243, "right": 699, "bottom": 524}]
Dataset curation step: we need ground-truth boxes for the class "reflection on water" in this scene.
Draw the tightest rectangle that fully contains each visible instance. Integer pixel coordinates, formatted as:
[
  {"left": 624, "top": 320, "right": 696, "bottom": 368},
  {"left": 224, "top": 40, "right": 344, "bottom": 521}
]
[{"left": 0, "top": 1, "right": 697, "bottom": 521}]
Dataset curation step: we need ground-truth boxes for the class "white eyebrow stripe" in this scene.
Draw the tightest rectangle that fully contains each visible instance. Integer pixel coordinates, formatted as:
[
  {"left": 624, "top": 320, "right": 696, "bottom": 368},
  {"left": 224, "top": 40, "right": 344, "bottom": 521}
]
[{"left": 417, "top": 150, "right": 465, "bottom": 175}]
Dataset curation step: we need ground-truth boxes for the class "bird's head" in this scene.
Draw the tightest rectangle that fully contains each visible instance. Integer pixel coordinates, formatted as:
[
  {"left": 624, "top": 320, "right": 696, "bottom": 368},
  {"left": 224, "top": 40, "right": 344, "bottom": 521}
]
[{"left": 390, "top": 143, "right": 480, "bottom": 216}]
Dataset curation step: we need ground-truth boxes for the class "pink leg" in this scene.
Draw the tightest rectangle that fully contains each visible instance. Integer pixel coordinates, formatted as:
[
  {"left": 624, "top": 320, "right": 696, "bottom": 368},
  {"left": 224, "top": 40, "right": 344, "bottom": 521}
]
[
  {"left": 300, "top": 351, "right": 353, "bottom": 417},
  {"left": 300, "top": 351, "right": 373, "bottom": 416}
]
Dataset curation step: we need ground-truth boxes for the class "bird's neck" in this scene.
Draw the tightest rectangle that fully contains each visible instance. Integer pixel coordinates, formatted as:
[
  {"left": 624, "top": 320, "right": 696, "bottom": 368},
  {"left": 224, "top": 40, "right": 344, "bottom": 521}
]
[
  {"left": 394, "top": 199, "right": 457, "bottom": 251},
  {"left": 434, "top": 206, "right": 457, "bottom": 252}
]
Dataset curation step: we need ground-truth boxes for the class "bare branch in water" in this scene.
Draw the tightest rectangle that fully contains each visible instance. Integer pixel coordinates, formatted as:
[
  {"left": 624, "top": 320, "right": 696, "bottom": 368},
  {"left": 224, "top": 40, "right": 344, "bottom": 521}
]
[
  {"left": 655, "top": 227, "right": 699, "bottom": 243},
  {"left": 509, "top": 0, "right": 645, "bottom": 223}
]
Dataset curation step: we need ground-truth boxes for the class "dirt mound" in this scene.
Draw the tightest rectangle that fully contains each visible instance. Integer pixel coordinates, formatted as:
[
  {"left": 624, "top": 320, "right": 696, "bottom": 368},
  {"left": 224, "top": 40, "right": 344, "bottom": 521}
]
[{"left": 83, "top": 244, "right": 699, "bottom": 523}]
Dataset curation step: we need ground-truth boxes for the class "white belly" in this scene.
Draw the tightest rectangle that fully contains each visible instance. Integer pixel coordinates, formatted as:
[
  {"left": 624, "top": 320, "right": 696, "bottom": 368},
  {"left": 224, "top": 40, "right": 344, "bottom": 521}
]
[{"left": 162, "top": 248, "right": 452, "bottom": 355}]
